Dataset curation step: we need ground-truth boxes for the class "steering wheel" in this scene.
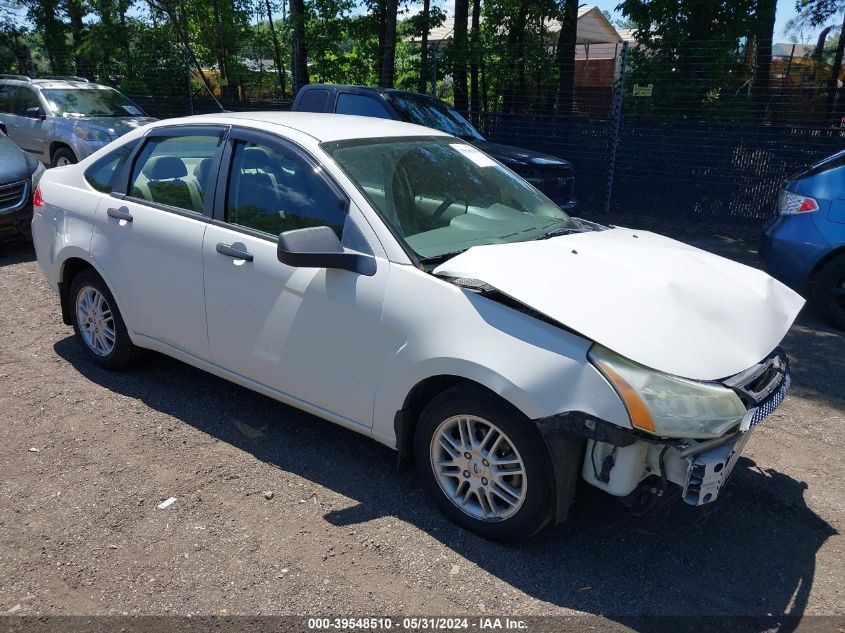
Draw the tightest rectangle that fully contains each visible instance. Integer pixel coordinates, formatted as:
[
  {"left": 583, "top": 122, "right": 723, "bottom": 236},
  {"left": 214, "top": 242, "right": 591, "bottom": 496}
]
[{"left": 431, "top": 197, "right": 460, "bottom": 223}]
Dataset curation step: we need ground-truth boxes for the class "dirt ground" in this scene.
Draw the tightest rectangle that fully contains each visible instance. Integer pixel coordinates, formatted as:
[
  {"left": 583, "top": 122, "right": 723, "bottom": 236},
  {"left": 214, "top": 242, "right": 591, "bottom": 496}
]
[{"left": 0, "top": 216, "right": 843, "bottom": 625}]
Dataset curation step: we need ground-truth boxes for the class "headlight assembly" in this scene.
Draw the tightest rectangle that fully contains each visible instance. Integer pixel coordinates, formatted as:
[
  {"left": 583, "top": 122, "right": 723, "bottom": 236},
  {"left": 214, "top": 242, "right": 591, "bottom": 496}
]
[{"left": 589, "top": 344, "right": 747, "bottom": 439}]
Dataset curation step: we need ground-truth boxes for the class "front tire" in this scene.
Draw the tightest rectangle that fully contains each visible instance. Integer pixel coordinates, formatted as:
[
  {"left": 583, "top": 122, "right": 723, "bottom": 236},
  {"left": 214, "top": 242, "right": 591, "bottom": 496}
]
[
  {"left": 69, "top": 269, "right": 140, "bottom": 370},
  {"left": 812, "top": 254, "right": 845, "bottom": 330},
  {"left": 414, "top": 386, "right": 557, "bottom": 540},
  {"left": 51, "top": 147, "right": 77, "bottom": 168}
]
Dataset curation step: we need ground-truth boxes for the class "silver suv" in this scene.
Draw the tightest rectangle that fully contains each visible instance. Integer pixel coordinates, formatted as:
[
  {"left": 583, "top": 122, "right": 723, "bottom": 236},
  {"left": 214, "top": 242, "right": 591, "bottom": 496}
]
[{"left": 0, "top": 75, "right": 157, "bottom": 167}]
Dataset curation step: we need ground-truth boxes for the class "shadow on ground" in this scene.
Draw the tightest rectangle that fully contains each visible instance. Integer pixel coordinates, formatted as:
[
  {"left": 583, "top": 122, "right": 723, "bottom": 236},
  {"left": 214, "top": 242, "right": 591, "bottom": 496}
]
[
  {"left": 54, "top": 336, "right": 836, "bottom": 625},
  {"left": 0, "top": 241, "right": 35, "bottom": 267}
]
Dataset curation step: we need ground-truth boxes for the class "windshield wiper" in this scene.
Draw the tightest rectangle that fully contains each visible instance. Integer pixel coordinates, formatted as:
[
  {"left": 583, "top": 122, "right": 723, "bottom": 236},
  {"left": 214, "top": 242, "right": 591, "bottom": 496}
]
[
  {"left": 418, "top": 250, "right": 467, "bottom": 266},
  {"left": 535, "top": 226, "right": 586, "bottom": 240}
]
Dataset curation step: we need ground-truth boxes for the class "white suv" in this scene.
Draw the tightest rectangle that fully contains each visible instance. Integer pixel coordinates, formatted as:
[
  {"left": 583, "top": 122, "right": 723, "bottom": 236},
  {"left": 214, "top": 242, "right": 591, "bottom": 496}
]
[{"left": 31, "top": 112, "right": 803, "bottom": 540}]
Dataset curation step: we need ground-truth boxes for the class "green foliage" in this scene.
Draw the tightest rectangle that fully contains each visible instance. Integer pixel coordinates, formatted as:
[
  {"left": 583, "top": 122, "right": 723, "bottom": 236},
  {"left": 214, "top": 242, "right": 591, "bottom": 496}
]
[
  {"left": 796, "top": 0, "right": 845, "bottom": 27},
  {"left": 618, "top": 0, "right": 758, "bottom": 118}
]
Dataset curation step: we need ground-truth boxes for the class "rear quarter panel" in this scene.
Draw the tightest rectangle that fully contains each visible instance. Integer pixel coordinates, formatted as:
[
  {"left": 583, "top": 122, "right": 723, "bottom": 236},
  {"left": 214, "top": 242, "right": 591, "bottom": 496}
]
[{"left": 34, "top": 165, "right": 104, "bottom": 291}]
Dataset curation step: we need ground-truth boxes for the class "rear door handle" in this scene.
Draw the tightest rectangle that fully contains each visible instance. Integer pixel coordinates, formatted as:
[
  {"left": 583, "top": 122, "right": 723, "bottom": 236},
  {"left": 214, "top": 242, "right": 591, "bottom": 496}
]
[
  {"left": 216, "top": 243, "right": 254, "bottom": 262},
  {"left": 107, "top": 206, "right": 133, "bottom": 222}
]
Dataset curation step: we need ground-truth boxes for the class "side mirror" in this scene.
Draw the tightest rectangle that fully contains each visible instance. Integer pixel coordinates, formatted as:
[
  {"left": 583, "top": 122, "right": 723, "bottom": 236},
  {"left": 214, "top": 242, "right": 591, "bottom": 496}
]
[
  {"left": 277, "top": 226, "right": 375, "bottom": 276},
  {"left": 0, "top": 122, "right": 6, "bottom": 136},
  {"left": 24, "top": 106, "right": 45, "bottom": 121}
]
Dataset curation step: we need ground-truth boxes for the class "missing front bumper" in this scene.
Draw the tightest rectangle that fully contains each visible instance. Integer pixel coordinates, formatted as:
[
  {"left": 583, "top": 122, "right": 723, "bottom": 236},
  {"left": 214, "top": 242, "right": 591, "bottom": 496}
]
[
  {"left": 680, "top": 431, "right": 750, "bottom": 505},
  {"left": 582, "top": 430, "right": 752, "bottom": 506}
]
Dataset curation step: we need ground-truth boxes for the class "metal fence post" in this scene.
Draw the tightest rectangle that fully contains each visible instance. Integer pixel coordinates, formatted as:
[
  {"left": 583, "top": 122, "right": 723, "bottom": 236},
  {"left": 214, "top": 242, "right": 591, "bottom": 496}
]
[{"left": 604, "top": 41, "right": 628, "bottom": 215}]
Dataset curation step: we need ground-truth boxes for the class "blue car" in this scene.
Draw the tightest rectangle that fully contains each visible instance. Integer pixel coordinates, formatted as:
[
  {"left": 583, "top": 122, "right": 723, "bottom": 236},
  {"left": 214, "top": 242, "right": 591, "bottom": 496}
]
[{"left": 760, "top": 150, "right": 845, "bottom": 330}]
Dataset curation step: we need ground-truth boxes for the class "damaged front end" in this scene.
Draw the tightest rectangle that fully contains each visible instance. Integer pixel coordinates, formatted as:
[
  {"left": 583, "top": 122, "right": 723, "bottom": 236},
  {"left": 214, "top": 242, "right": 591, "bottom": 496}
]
[{"left": 538, "top": 349, "right": 791, "bottom": 515}]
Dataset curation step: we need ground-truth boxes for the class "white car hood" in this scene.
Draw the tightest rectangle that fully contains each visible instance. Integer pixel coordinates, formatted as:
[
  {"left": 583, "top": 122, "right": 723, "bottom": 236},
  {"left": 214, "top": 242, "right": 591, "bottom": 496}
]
[{"left": 434, "top": 227, "right": 805, "bottom": 380}]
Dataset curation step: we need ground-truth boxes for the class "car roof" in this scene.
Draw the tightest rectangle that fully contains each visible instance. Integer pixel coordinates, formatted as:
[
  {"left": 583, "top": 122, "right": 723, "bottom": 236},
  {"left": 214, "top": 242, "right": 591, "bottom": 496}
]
[
  {"left": 304, "top": 83, "right": 443, "bottom": 104},
  {"left": 153, "top": 111, "right": 452, "bottom": 143},
  {"left": 0, "top": 78, "right": 112, "bottom": 90},
  {"left": 32, "top": 80, "right": 111, "bottom": 89}
]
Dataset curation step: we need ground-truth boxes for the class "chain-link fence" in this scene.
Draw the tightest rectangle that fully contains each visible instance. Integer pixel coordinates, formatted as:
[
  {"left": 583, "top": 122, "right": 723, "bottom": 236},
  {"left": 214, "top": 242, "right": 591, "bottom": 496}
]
[
  {"left": 476, "top": 41, "right": 845, "bottom": 222},
  {"left": 6, "top": 37, "right": 845, "bottom": 224}
]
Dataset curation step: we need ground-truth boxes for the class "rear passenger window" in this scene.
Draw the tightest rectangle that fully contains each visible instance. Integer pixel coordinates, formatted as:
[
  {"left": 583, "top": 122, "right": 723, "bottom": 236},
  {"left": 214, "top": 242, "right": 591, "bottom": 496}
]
[
  {"left": 129, "top": 135, "right": 221, "bottom": 213},
  {"left": 298, "top": 89, "right": 330, "bottom": 112},
  {"left": 84, "top": 139, "right": 139, "bottom": 193},
  {"left": 335, "top": 93, "right": 393, "bottom": 119},
  {"left": 225, "top": 140, "right": 346, "bottom": 238}
]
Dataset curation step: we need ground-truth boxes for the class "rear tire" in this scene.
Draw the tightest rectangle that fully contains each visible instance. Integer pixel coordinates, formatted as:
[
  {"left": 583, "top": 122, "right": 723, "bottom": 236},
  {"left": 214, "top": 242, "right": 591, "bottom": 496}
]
[
  {"left": 414, "top": 386, "right": 557, "bottom": 541},
  {"left": 69, "top": 269, "right": 140, "bottom": 370},
  {"left": 51, "top": 147, "right": 77, "bottom": 168},
  {"left": 812, "top": 254, "right": 845, "bottom": 330}
]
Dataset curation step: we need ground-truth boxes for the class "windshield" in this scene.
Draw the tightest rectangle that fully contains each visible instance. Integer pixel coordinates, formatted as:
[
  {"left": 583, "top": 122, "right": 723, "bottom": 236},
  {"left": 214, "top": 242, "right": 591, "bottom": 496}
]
[
  {"left": 324, "top": 137, "right": 574, "bottom": 262},
  {"left": 388, "top": 94, "right": 484, "bottom": 141},
  {"left": 41, "top": 88, "right": 146, "bottom": 118}
]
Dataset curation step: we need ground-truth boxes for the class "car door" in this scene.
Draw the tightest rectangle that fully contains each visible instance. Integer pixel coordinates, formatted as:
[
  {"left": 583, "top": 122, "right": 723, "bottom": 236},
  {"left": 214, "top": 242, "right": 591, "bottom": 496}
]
[
  {"left": 8, "top": 87, "right": 47, "bottom": 159},
  {"left": 202, "top": 129, "right": 390, "bottom": 429},
  {"left": 89, "top": 125, "right": 227, "bottom": 360}
]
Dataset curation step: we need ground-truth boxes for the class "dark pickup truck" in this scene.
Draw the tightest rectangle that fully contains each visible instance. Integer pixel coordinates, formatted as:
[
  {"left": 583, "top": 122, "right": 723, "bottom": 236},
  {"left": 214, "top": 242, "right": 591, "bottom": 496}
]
[{"left": 292, "top": 84, "right": 576, "bottom": 210}]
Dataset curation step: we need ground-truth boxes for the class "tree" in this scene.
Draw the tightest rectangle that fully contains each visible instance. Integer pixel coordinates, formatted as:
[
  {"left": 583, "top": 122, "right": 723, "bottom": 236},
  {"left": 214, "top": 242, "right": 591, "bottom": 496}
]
[
  {"left": 289, "top": 0, "right": 308, "bottom": 91},
  {"left": 796, "top": 0, "right": 845, "bottom": 118},
  {"left": 469, "top": 0, "right": 481, "bottom": 117},
  {"left": 618, "top": 0, "right": 756, "bottom": 117},
  {"left": 751, "top": 0, "right": 778, "bottom": 112},
  {"left": 263, "top": 0, "right": 287, "bottom": 99},
  {"left": 23, "top": 0, "right": 72, "bottom": 72},
  {"left": 417, "top": 0, "right": 431, "bottom": 92},
  {"left": 67, "top": 0, "right": 89, "bottom": 76},
  {"left": 554, "top": 0, "right": 577, "bottom": 114},
  {"left": 0, "top": 1, "right": 33, "bottom": 75},
  {"left": 380, "top": 0, "right": 397, "bottom": 86},
  {"left": 145, "top": 0, "right": 222, "bottom": 107},
  {"left": 452, "top": 0, "right": 469, "bottom": 112}
]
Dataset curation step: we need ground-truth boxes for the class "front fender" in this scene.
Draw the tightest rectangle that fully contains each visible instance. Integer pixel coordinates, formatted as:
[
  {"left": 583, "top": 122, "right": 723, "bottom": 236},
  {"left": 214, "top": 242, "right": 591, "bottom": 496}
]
[{"left": 371, "top": 264, "right": 631, "bottom": 447}]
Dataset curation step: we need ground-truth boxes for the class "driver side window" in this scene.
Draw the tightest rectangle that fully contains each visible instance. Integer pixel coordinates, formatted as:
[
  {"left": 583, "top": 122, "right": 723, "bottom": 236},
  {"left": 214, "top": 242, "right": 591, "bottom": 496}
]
[{"left": 225, "top": 140, "right": 346, "bottom": 239}]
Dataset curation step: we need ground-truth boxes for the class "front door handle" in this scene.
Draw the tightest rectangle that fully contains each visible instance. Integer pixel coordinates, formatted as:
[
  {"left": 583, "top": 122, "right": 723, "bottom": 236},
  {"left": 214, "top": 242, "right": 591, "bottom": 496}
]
[
  {"left": 216, "top": 243, "right": 254, "bottom": 262},
  {"left": 107, "top": 206, "right": 133, "bottom": 222}
]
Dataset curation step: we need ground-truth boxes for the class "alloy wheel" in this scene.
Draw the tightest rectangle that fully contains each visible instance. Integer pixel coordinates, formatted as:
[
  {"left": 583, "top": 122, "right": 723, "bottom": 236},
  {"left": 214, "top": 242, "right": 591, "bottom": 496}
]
[
  {"left": 75, "top": 286, "right": 116, "bottom": 356},
  {"left": 430, "top": 415, "right": 527, "bottom": 522}
]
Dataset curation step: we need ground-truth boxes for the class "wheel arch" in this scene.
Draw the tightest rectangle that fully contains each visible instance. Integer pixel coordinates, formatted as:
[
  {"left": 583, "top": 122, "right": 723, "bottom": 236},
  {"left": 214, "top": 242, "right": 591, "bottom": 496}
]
[
  {"left": 807, "top": 245, "right": 845, "bottom": 285},
  {"left": 49, "top": 141, "right": 76, "bottom": 165},
  {"left": 394, "top": 375, "right": 510, "bottom": 471},
  {"left": 57, "top": 254, "right": 132, "bottom": 332},
  {"left": 394, "top": 372, "right": 586, "bottom": 526}
]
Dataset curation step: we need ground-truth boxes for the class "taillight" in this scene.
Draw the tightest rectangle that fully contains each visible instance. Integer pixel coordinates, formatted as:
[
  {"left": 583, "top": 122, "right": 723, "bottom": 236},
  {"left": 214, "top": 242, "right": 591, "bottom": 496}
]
[
  {"left": 778, "top": 189, "right": 819, "bottom": 215},
  {"left": 32, "top": 185, "right": 44, "bottom": 213}
]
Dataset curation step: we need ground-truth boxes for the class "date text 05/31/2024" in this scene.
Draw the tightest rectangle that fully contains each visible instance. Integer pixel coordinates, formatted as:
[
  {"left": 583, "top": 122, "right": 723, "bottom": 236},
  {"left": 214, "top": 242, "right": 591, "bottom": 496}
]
[{"left": 307, "top": 617, "right": 529, "bottom": 630}]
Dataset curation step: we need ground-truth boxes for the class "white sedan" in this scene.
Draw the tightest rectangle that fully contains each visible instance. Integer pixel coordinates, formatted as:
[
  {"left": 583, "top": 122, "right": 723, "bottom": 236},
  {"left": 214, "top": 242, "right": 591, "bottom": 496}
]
[{"left": 31, "top": 113, "right": 803, "bottom": 540}]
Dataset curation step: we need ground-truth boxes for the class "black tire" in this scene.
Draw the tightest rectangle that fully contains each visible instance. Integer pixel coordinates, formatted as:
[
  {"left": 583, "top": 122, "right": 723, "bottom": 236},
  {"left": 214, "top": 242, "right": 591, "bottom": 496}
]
[
  {"left": 812, "top": 254, "right": 845, "bottom": 331},
  {"left": 69, "top": 268, "right": 140, "bottom": 370},
  {"left": 51, "top": 146, "right": 77, "bottom": 168},
  {"left": 414, "top": 386, "right": 557, "bottom": 541}
]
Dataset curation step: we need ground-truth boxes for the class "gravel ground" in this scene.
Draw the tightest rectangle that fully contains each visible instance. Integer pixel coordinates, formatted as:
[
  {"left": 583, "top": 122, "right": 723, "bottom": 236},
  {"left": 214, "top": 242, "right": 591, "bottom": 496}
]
[{"left": 0, "top": 217, "right": 843, "bottom": 624}]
